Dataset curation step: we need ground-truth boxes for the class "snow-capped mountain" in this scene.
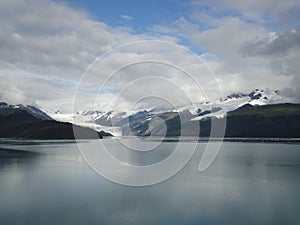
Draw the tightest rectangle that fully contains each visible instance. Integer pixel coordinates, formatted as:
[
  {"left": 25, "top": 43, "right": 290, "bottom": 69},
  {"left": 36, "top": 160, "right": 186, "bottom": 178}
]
[
  {"left": 56, "top": 89, "right": 292, "bottom": 136},
  {"left": 0, "top": 102, "right": 52, "bottom": 121},
  {"left": 0, "top": 102, "right": 112, "bottom": 139},
  {"left": 2, "top": 88, "right": 298, "bottom": 138},
  {"left": 223, "top": 89, "right": 288, "bottom": 108},
  {"left": 191, "top": 89, "right": 290, "bottom": 120}
]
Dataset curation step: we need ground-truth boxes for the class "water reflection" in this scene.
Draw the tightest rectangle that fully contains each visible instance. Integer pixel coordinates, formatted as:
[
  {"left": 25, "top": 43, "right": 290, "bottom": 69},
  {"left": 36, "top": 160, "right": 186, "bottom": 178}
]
[
  {"left": 0, "top": 148, "right": 40, "bottom": 170},
  {"left": 0, "top": 141, "right": 300, "bottom": 225}
]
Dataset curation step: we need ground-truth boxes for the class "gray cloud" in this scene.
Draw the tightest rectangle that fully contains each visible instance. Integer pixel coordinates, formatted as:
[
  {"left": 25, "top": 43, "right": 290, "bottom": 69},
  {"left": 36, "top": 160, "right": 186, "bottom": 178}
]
[
  {"left": 241, "top": 26, "right": 300, "bottom": 57},
  {"left": 148, "top": 0, "right": 300, "bottom": 101},
  {"left": 1, "top": 0, "right": 300, "bottom": 115},
  {"left": 240, "top": 26, "right": 300, "bottom": 100},
  {"left": 0, "top": 0, "right": 209, "bottom": 114}
]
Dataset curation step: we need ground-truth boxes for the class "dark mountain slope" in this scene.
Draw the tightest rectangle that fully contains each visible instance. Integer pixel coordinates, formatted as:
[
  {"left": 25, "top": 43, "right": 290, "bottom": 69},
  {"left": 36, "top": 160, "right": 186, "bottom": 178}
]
[
  {"left": 200, "top": 103, "right": 300, "bottom": 138},
  {"left": 125, "top": 103, "right": 300, "bottom": 138},
  {"left": 0, "top": 103, "right": 112, "bottom": 139}
]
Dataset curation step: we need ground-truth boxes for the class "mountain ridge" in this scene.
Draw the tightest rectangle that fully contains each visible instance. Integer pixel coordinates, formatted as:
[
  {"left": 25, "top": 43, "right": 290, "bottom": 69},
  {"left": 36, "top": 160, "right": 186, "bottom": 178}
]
[
  {"left": 0, "top": 102, "right": 112, "bottom": 139},
  {"left": 1, "top": 88, "right": 299, "bottom": 139},
  {"left": 67, "top": 89, "right": 296, "bottom": 134},
  {"left": 74, "top": 103, "right": 300, "bottom": 138}
]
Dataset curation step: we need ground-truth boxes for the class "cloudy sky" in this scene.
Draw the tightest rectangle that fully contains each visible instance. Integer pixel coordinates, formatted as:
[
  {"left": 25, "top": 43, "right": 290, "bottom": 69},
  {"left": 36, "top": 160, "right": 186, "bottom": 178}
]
[{"left": 0, "top": 0, "right": 300, "bottom": 114}]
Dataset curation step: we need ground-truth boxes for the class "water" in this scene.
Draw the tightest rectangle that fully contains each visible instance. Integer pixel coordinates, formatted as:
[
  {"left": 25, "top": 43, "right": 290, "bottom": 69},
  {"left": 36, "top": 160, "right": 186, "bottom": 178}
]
[{"left": 0, "top": 139, "right": 300, "bottom": 225}]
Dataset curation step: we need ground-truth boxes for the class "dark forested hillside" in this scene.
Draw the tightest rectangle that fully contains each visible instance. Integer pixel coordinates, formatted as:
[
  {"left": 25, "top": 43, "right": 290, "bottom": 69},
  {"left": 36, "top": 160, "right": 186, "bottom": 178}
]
[{"left": 0, "top": 103, "right": 112, "bottom": 139}]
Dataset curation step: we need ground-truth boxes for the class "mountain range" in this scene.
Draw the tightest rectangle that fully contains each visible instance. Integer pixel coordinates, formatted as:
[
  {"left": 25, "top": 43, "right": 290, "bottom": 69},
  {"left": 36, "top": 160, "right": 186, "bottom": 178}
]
[
  {"left": 1, "top": 89, "right": 299, "bottom": 139},
  {"left": 57, "top": 89, "right": 299, "bottom": 138}
]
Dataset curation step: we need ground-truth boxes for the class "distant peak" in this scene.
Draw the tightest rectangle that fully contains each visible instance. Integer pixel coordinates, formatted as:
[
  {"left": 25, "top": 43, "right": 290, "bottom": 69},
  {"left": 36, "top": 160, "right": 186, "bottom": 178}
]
[
  {"left": 224, "top": 92, "right": 248, "bottom": 100},
  {"left": 0, "top": 102, "right": 8, "bottom": 107},
  {"left": 0, "top": 102, "right": 52, "bottom": 121},
  {"left": 248, "top": 91, "right": 262, "bottom": 100}
]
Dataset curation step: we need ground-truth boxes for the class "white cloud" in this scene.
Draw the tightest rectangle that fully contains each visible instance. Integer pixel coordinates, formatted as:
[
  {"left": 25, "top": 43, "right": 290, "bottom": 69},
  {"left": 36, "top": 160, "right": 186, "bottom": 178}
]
[
  {"left": 121, "top": 15, "right": 133, "bottom": 21},
  {"left": 0, "top": 0, "right": 179, "bottom": 112},
  {"left": 0, "top": 0, "right": 142, "bottom": 79},
  {"left": 173, "top": 17, "right": 285, "bottom": 93},
  {"left": 148, "top": 0, "right": 300, "bottom": 101},
  {"left": 0, "top": 0, "right": 216, "bottom": 114},
  {"left": 1, "top": 0, "right": 299, "bottom": 116},
  {"left": 189, "top": 0, "right": 300, "bottom": 27},
  {"left": 72, "top": 40, "right": 222, "bottom": 113}
]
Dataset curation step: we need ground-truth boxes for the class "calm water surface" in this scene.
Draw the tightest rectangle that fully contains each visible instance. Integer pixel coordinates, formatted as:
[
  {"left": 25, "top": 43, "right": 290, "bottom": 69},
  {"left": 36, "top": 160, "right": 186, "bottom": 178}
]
[{"left": 0, "top": 139, "right": 300, "bottom": 225}]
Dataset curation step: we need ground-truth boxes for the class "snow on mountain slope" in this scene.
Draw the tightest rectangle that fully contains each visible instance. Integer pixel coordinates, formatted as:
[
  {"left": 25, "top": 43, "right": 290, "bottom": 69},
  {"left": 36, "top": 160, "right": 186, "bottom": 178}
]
[
  {"left": 223, "top": 89, "right": 289, "bottom": 106},
  {"left": 183, "top": 89, "right": 290, "bottom": 120},
  {"left": 49, "top": 110, "right": 122, "bottom": 136},
  {"left": 0, "top": 102, "right": 52, "bottom": 120},
  {"left": 48, "top": 88, "right": 293, "bottom": 135}
]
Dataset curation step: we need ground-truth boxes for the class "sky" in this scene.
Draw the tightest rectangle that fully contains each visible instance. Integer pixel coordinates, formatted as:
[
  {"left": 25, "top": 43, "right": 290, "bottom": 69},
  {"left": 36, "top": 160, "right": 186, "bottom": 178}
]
[{"left": 0, "top": 0, "right": 300, "bottom": 114}]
